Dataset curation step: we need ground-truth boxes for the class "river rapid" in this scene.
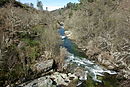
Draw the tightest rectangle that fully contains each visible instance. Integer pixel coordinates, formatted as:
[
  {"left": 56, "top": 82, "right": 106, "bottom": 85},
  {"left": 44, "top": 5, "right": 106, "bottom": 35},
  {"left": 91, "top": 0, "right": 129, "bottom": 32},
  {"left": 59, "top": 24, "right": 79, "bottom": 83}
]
[{"left": 58, "top": 26, "right": 120, "bottom": 87}]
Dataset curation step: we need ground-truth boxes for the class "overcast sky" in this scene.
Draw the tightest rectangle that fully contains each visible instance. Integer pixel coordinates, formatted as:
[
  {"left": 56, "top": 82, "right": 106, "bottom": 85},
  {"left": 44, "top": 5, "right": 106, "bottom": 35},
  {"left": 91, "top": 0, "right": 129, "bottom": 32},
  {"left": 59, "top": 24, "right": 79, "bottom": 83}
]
[{"left": 18, "top": 0, "right": 79, "bottom": 11}]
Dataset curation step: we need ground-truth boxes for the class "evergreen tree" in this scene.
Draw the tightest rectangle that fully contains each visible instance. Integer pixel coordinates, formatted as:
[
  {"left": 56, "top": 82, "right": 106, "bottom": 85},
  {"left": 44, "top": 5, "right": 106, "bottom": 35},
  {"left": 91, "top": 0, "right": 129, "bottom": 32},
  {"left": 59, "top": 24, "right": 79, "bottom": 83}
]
[
  {"left": 79, "top": 0, "right": 95, "bottom": 3},
  {"left": 37, "top": 0, "right": 43, "bottom": 10},
  {"left": 67, "top": 2, "right": 73, "bottom": 8},
  {"left": 30, "top": 3, "right": 34, "bottom": 8}
]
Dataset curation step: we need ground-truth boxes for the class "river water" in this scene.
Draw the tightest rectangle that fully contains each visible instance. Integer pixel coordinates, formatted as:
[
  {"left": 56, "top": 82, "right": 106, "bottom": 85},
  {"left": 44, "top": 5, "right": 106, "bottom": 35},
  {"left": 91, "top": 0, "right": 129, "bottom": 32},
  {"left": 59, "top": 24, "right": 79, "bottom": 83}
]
[{"left": 58, "top": 27, "right": 119, "bottom": 87}]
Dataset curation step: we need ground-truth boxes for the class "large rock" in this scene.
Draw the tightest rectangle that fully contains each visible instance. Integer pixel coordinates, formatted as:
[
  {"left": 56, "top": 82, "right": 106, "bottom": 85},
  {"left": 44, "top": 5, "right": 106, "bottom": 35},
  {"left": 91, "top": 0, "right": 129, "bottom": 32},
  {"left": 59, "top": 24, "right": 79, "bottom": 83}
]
[
  {"left": 32, "top": 59, "right": 54, "bottom": 73},
  {"left": 74, "top": 68, "right": 88, "bottom": 80},
  {"left": 50, "top": 72, "right": 78, "bottom": 86},
  {"left": 18, "top": 72, "right": 78, "bottom": 87},
  {"left": 19, "top": 77, "right": 55, "bottom": 87},
  {"left": 65, "top": 31, "right": 73, "bottom": 39}
]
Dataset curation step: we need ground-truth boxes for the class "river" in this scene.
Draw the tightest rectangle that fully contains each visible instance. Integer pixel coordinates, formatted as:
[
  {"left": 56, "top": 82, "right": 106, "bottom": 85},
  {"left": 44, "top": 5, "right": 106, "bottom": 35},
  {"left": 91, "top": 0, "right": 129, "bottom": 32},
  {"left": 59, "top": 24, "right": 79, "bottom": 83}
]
[
  {"left": 58, "top": 26, "right": 120, "bottom": 87},
  {"left": 18, "top": 26, "right": 120, "bottom": 87}
]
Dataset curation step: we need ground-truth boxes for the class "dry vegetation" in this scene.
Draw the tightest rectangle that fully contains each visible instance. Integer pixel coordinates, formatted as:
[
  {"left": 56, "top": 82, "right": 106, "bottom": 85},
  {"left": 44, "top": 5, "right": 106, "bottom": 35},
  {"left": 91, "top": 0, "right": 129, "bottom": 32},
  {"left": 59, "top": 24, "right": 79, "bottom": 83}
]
[{"left": 0, "top": 3, "right": 61, "bottom": 86}]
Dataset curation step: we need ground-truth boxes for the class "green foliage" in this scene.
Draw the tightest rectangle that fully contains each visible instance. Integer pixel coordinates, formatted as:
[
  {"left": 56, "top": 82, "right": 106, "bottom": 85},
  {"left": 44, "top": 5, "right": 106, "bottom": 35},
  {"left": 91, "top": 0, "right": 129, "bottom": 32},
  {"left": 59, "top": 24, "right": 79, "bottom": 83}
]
[
  {"left": 79, "top": 0, "right": 95, "bottom": 3},
  {"left": 66, "top": 2, "right": 80, "bottom": 10},
  {"left": 21, "top": 38, "right": 39, "bottom": 47},
  {"left": 81, "top": 75, "right": 119, "bottom": 87},
  {"left": 37, "top": 0, "right": 43, "bottom": 10},
  {"left": 67, "top": 2, "right": 74, "bottom": 8},
  {"left": 32, "top": 25, "right": 45, "bottom": 33},
  {"left": 25, "top": 46, "right": 40, "bottom": 63}
]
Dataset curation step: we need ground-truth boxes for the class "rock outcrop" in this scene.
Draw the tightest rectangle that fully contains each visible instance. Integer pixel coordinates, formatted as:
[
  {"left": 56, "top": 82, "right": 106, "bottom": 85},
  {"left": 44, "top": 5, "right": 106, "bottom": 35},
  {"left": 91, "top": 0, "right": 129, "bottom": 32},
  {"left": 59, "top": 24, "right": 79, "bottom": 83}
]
[
  {"left": 18, "top": 72, "right": 78, "bottom": 87},
  {"left": 31, "top": 59, "right": 54, "bottom": 74}
]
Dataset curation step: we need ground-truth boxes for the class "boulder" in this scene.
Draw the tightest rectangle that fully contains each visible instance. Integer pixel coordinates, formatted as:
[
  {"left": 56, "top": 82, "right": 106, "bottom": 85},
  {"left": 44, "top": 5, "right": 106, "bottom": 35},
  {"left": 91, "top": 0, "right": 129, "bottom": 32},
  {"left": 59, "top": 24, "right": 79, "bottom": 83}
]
[
  {"left": 19, "top": 77, "right": 54, "bottom": 87},
  {"left": 74, "top": 68, "right": 88, "bottom": 80},
  {"left": 65, "top": 31, "right": 75, "bottom": 40},
  {"left": 32, "top": 59, "right": 54, "bottom": 73},
  {"left": 48, "top": 72, "right": 78, "bottom": 86},
  {"left": 19, "top": 72, "right": 77, "bottom": 87}
]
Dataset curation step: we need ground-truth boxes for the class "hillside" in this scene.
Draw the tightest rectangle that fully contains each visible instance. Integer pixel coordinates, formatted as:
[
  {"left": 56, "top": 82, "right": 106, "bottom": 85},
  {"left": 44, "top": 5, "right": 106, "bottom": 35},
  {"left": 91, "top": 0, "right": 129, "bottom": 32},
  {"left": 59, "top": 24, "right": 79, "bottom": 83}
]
[
  {"left": 53, "top": 0, "right": 130, "bottom": 86},
  {"left": 0, "top": 1, "right": 62, "bottom": 86}
]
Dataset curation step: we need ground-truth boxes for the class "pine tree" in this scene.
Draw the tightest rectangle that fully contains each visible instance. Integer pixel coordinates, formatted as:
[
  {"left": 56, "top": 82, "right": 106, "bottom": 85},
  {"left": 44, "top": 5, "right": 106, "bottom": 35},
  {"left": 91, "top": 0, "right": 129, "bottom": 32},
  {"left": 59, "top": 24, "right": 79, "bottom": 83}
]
[
  {"left": 30, "top": 3, "right": 34, "bottom": 8},
  {"left": 37, "top": 0, "right": 43, "bottom": 10}
]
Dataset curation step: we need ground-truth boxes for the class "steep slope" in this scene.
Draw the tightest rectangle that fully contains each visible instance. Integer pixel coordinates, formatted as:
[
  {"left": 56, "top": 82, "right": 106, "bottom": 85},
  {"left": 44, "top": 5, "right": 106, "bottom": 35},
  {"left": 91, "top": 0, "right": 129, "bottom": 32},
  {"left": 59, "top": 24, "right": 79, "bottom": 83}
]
[
  {"left": 53, "top": 0, "right": 130, "bottom": 82},
  {"left": 0, "top": 2, "right": 62, "bottom": 86}
]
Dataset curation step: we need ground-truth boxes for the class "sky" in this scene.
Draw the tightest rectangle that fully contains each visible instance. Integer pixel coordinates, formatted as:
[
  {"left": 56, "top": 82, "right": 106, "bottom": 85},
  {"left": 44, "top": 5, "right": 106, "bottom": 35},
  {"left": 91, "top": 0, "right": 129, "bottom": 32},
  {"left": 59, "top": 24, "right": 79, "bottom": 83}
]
[{"left": 18, "top": 0, "right": 79, "bottom": 11}]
